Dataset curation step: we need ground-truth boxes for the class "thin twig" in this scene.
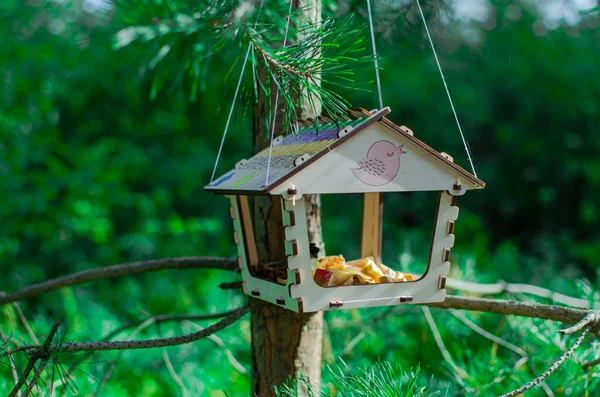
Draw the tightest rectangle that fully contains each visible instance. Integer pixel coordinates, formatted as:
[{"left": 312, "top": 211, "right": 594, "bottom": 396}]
[
  {"left": 500, "top": 326, "right": 591, "bottom": 397},
  {"left": 162, "top": 348, "right": 186, "bottom": 394},
  {"left": 22, "top": 358, "right": 49, "bottom": 396},
  {"left": 182, "top": 320, "right": 248, "bottom": 375},
  {"left": 449, "top": 309, "right": 527, "bottom": 357},
  {"left": 559, "top": 311, "right": 599, "bottom": 335},
  {"left": 582, "top": 356, "right": 600, "bottom": 370},
  {"left": 421, "top": 307, "right": 469, "bottom": 386},
  {"left": 449, "top": 309, "right": 556, "bottom": 396},
  {"left": 446, "top": 278, "right": 600, "bottom": 309},
  {"left": 13, "top": 303, "right": 40, "bottom": 345},
  {"left": 0, "top": 329, "right": 20, "bottom": 388},
  {"left": 0, "top": 257, "right": 237, "bottom": 306}
]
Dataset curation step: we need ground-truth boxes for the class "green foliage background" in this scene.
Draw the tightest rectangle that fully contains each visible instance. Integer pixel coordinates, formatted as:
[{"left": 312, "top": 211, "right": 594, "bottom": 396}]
[{"left": 1, "top": 0, "right": 600, "bottom": 395}]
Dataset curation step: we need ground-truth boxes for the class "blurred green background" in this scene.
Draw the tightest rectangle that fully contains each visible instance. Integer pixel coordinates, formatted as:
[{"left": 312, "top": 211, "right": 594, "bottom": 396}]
[{"left": 1, "top": 0, "right": 600, "bottom": 395}]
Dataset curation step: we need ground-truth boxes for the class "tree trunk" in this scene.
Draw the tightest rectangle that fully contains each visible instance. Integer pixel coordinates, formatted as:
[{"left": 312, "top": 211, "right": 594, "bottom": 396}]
[{"left": 251, "top": 1, "right": 323, "bottom": 396}]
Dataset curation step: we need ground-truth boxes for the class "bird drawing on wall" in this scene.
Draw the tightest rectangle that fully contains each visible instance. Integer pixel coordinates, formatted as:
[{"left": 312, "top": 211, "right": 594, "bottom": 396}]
[{"left": 351, "top": 140, "right": 406, "bottom": 186}]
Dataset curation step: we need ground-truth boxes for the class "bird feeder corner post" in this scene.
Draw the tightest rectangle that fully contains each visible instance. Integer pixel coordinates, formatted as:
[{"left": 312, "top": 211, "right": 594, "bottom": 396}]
[
  {"left": 423, "top": 191, "right": 460, "bottom": 299},
  {"left": 282, "top": 193, "right": 310, "bottom": 313},
  {"left": 361, "top": 192, "right": 383, "bottom": 262}
]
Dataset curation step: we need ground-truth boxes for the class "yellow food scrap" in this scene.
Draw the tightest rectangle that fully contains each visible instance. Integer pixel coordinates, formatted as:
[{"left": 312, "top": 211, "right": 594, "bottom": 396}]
[{"left": 314, "top": 255, "right": 417, "bottom": 286}]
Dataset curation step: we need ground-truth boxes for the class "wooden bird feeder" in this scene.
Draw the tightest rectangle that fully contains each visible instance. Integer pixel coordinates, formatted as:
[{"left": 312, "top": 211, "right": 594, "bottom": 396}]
[{"left": 205, "top": 107, "right": 485, "bottom": 312}]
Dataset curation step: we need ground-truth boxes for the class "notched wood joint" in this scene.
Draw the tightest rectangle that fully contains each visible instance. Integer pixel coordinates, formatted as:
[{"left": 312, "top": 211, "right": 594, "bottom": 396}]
[
  {"left": 291, "top": 240, "right": 299, "bottom": 256},
  {"left": 229, "top": 207, "right": 236, "bottom": 219},
  {"left": 329, "top": 301, "right": 343, "bottom": 308},
  {"left": 442, "top": 247, "right": 451, "bottom": 262},
  {"left": 288, "top": 211, "right": 296, "bottom": 226},
  {"left": 294, "top": 270, "right": 302, "bottom": 284},
  {"left": 251, "top": 290, "right": 260, "bottom": 297},
  {"left": 399, "top": 296, "right": 413, "bottom": 303},
  {"left": 438, "top": 275, "right": 447, "bottom": 289},
  {"left": 297, "top": 298, "right": 304, "bottom": 313},
  {"left": 276, "top": 298, "right": 285, "bottom": 305},
  {"left": 447, "top": 220, "right": 455, "bottom": 234},
  {"left": 237, "top": 256, "right": 243, "bottom": 269},
  {"left": 233, "top": 231, "right": 240, "bottom": 245}
]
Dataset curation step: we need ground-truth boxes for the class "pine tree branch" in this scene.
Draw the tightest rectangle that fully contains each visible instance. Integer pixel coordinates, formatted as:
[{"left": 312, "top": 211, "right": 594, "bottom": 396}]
[
  {"left": 1, "top": 306, "right": 248, "bottom": 360},
  {"left": 101, "top": 310, "right": 239, "bottom": 342},
  {"left": 431, "top": 295, "right": 589, "bottom": 326},
  {"left": 446, "top": 278, "right": 600, "bottom": 309},
  {"left": 0, "top": 257, "right": 237, "bottom": 307}
]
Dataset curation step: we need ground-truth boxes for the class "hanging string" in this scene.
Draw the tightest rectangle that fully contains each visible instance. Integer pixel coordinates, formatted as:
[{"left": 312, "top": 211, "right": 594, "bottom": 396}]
[
  {"left": 264, "top": 0, "right": 294, "bottom": 187},
  {"left": 415, "top": 0, "right": 478, "bottom": 178},
  {"left": 365, "top": 0, "right": 383, "bottom": 109},
  {"left": 210, "top": 2, "right": 265, "bottom": 183}
]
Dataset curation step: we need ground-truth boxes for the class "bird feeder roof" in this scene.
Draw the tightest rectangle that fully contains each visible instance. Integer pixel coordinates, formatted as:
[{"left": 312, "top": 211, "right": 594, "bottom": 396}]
[{"left": 205, "top": 107, "right": 485, "bottom": 196}]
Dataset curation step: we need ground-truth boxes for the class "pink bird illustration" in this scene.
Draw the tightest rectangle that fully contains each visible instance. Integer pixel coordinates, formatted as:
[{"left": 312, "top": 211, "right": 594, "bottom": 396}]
[{"left": 352, "top": 141, "right": 406, "bottom": 186}]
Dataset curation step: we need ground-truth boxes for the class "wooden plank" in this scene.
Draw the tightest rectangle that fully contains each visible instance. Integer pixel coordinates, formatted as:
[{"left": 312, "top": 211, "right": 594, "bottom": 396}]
[
  {"left": 237, "top": 195, "right": 258, "bottom": 267},
  {"left": 361, "top": 192, "right": 383, "bottom": 261}
]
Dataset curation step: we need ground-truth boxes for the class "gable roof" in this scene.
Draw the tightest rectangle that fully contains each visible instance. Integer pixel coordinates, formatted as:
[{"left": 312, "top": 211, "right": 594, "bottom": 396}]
[{"left": 205, "top": 107, "right": 485, "bottom": 195}]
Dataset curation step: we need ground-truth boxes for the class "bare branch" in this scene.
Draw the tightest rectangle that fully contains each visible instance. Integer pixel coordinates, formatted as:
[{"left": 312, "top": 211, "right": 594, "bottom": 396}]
[
  {"left": 430, "top": 295, "right": 588, "bottom": 325},
  {"left": 446, "top": 278, "right": 600, "bottom": 309},
  {"left": 23, "top": 358, "right": 49, "bottom": 396},
  {"left": 559, "top": 311, "right": 599, "bottom": 335},
  {"left": 102, "top": 310, "right": 239, "bottom": 342},
  {"left": 0, "top": 257, "right": 237, "bottom": 307},
  {"left": 3, "top": 306, "right": 248, "bottom": 359},
  {"left": 582, "top": 356, "right": 600, "bottom": 370},
  {"left": 500, "top": 326, "right": 591, "bottom": 397}
]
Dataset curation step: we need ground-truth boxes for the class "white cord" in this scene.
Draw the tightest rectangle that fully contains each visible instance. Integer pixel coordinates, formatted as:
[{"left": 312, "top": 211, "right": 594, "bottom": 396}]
[
  {"left": 210, "top": 2, "right": 265, "bottom": 183},
  {"left": 210, "top": 44, "right": 252, "bottom": 182},
  {"left": 415, "top": 0, "right": 478, "bottom": 178},
  {"left": 264, "top": 0, "right": 294, "bottom": 187},
  {"left": 366, "top": 0, "right": 383, "bottom": 109}
]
